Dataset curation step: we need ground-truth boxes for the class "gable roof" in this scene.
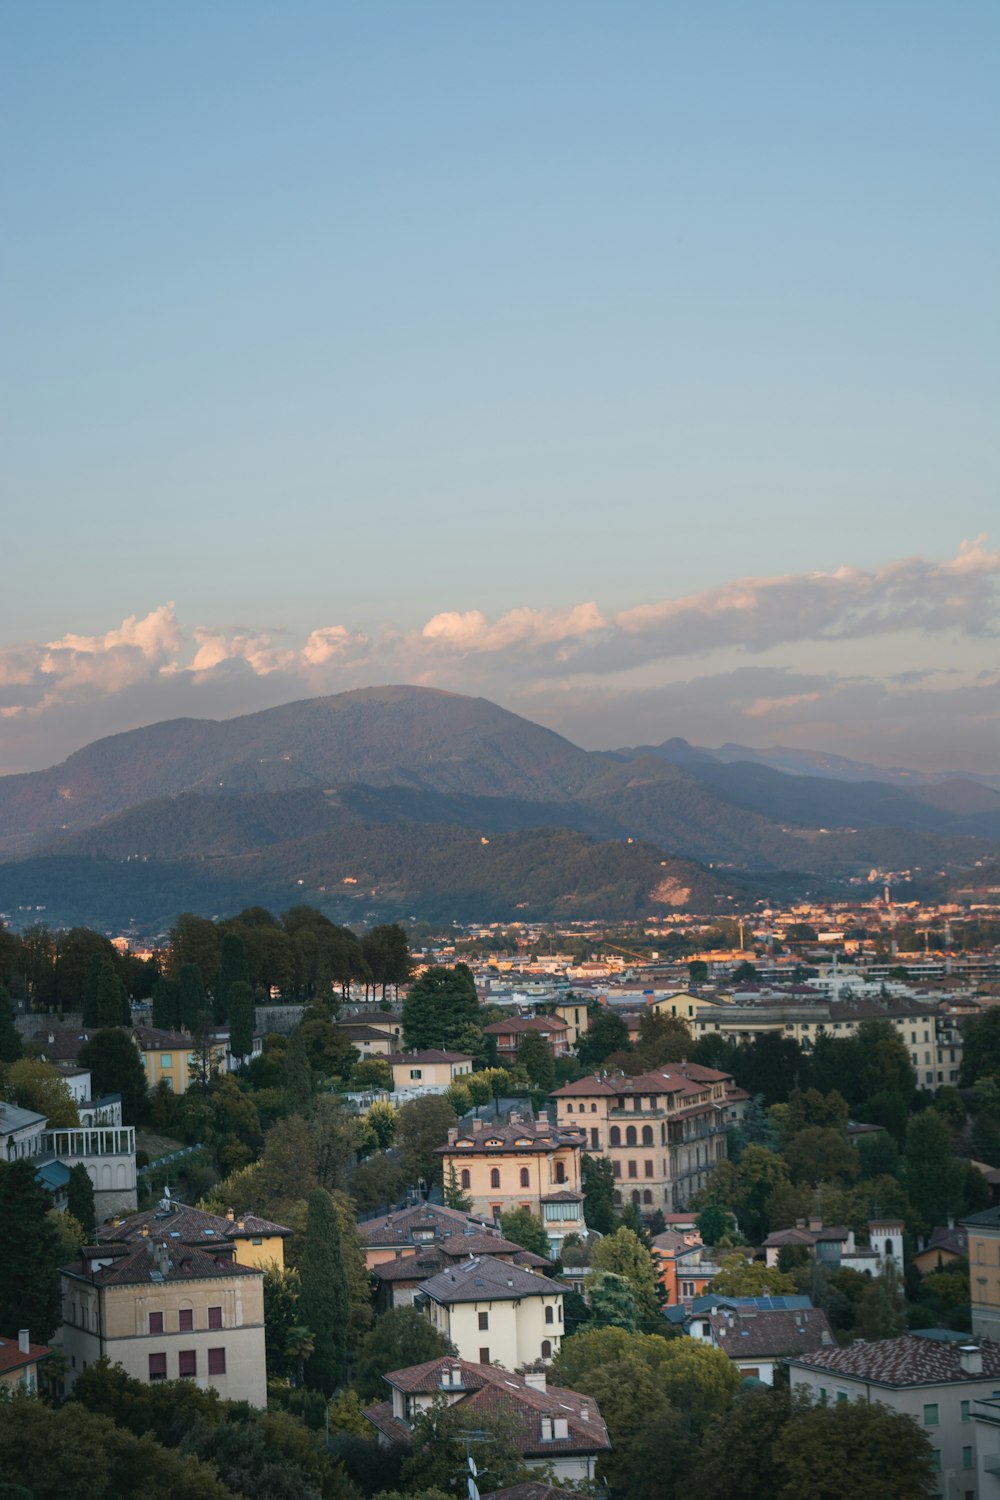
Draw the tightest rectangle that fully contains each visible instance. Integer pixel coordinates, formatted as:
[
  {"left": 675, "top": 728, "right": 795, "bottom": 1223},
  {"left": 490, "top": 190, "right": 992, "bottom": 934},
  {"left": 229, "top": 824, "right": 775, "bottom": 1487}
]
[
  {"left": 440, "top": 1122, "right": 584, "bottom": 1156},
  {"left": 96, "top": 1199, "right": 290, "bottom": 1247},
  {"left": 710, "top": 1306, "right": 835, "bottom": 1360},
  {"left": 0, "top": 1336, "right": 52, "bottom": 1375},
  {"left": 62, "top": 1238, "right": 263, "bottom": 1288},
  {"left": 788, "top": 1334, "right": 1000, "bottom": 1387},
  {"left": 418, "top": 1255, "right": 567, "bottom": 1305},
  {"left": 387, "top": 1049, "right": 472, "bottom": 1064},
  {"left": 360, "top": 1202, "right": 496, "bottom": 1248}
]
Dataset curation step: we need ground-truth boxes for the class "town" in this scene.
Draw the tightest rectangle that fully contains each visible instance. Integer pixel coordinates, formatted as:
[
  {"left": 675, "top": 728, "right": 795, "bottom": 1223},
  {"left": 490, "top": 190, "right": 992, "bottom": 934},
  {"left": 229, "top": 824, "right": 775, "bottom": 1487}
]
[{"left": 3, "top": 896, "right": 1000, "bottom": 1499}]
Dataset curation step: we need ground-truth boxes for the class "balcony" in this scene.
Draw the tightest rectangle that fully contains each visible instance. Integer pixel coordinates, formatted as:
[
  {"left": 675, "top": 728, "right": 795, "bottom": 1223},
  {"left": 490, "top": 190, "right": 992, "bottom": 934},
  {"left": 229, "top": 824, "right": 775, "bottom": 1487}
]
[{"left": 608, "top": 1106, "right": 665, "bottom": 1119}]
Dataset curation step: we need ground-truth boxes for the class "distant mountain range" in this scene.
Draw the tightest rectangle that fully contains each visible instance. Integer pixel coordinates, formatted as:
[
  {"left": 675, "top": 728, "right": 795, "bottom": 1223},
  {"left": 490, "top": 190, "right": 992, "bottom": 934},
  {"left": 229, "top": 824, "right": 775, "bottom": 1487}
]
[{"left": 0, "top": 685, "right": 996, "bottom": 929}]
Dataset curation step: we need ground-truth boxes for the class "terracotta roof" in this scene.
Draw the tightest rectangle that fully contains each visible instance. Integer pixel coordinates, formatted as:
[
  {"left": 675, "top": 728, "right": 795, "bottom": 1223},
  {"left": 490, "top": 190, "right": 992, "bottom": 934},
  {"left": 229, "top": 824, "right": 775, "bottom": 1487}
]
[
  {"left": 97, "top": 1200, "right": 290, "bottom": 1247},
  {"left": 372, "top": 1358, "right": 610, "bottom": 1457},
  {"left": 788, "top": 1334, "right": 1000, "bottom": 1387},
  {"left": 418, "top": 1255, "right": 567, "bottom": 1305},
  {"left": 338, "top": 1024, "right": 394, "bottom": 1042},
  {"left": 387, "top": 1050, "right": 472, "bottom": 1064},
  {"left": 363, "top": 1399, "right": 412, "bottom": 1445},
  {"left": 62, "top": 1238, "right": 263, "bottom": 1288},
  {"left": 373, "top": 1235, "right": 539, "bottom": 1283},
  {"left": 484, "top": 1015, "right": 569, "bottom": 1035},
  {"left": 552, "top": 1062, "right": 730, "bottom": 1100},
  {"left": 360, "top": 1203, "right": 496, "bottom": 1247},
  {"left": 710, "top": 1307, "right": 835, "bottom": 1360},
  {"left": 440, "top": 1123, "right": 584, "bottom": 1156},
  {"left": 0, "top": 1336, "right": 52, "bottom": 1374}
]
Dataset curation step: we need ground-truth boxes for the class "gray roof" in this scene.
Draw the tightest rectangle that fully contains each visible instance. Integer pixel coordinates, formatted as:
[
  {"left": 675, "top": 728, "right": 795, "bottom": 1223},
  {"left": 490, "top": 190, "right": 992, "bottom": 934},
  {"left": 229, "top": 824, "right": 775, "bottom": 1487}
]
[
  {"left": 0, "top": 1101, "right": 47, "bottom": 1132},
  {"left": 419, "top": 1255, "right": 567, "bottom": 1305},
  {"left": 711, "top": 1306, "right": 835, "bottom": 1360},
  {"left": 788, "top": 1334, "right": 1000, "bottom": 1388}
]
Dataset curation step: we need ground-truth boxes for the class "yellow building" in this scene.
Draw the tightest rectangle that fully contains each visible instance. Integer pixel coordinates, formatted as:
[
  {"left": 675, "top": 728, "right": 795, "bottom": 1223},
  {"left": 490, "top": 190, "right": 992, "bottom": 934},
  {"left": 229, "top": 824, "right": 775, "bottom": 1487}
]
[
  {"left": 132, "top": 1027, "right": 229, "bottom": 1095},
  {"left": 553, "top": 997, "right": 590, "bottom": 1046},
  {"left": 61, "top": 1238, "right": 267, "bottom": 1405},
  {"left": 98, "top": 1197, "right": 291, "bottom": 1271},
  {"left": 649, "top": 990, "right": 730, "bottom": 1022},
  {"left": 964, "top": 1207, "right": 1000, "bottom": 1340},
  {"left": 0, "top": 1331, "right": 51, "bottom": 1392},
  {"left": 438, "top": 1119, "right": 586, "bottom": 1253},
  {"left": 388, "top": 1049, "right": 472, "bottom": 1092},
  {"left": 417, "top": 1254, "right": 567, "bottom": 1367}
]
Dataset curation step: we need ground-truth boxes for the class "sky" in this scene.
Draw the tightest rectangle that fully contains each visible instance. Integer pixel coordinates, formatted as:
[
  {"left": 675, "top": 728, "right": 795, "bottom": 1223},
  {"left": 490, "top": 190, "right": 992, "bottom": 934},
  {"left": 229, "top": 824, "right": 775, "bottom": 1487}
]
[{"left": 2, "top": 2, "right": 998, "bottom": 774}]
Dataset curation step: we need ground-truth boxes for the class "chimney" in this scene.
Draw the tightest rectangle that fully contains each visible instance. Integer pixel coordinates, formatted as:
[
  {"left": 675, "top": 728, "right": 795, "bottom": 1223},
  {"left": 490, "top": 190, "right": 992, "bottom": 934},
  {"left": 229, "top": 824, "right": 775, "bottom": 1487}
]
[
  {"left": 18, "top": 1330, "right": 29, "bottom": 1354},
  {"left": 447, "top": 1128, "right": 458, "bottom": 1145},
  {"left": 959, "top": 1345, "right": 983, "bottom": 1376},
  {"left": 580, "top": 1402, "right": 590, "bottom": 1423},
  {"left": 226, "top": 1207, "right": 235, "bottom": 1222},
  {"left": 808, "top": 1218, "right": 823, "bottom": 1233},
  {"left": 524, "top": 1370, "right": 547, "bottom": 1393}
]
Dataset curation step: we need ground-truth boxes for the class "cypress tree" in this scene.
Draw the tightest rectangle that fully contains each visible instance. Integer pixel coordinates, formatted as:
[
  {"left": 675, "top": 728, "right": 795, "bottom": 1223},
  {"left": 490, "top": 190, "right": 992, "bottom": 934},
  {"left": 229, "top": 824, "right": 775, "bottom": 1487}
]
[
  {"left": 214, "top": 934, "right": 250, "bottom": 1024},
  {"left": 94, "top": 960, "right": 126, "bottom": 1029},
  {"left": 152, "top": 977, "right": 181, "bottom": 1031},
  {"left": 228, "top": 980, "right": 254, "bottom": 1064},
  {"left": 67, "top": 1163, "right": 96, "bottom": 1238},
  {"left": 178, "top": 965, "right": 207, "bottom": 1031},
  {"left": 81, "top": 954, "right": 102, "bottom": 1026},
  {"left": 299, "top": 1188, "right": 349, "bottom": 1394},
  {"left": 284, "top": 1025, "right": 313, "bottom": 1116},
  {"left": 0, "top": 989, "right": 22, "bottom": 1063},
  {"left": 0, "top": 1159, "right": 63, "bottom": 1342}
]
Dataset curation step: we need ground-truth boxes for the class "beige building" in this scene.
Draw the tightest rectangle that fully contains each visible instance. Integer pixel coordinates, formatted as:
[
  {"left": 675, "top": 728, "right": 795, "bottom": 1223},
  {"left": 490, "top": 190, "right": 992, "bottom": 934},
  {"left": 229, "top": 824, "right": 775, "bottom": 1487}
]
[
  {"left": 359, "top": 1201, "right": 498, "bottom": 1272},
  {"left": 552, "top": 997, "right": 590, "bottom": 1046},
  {"left": 97, "top": 1195, "right": 291, "bottom": 1271},
  {"left": 964, "top": 1207, "right": 1000, "bottom": 1341},
  {"left": 551, "top": 1062, "right": 731, "bottom": 1212},
  {"left": 438, "top": 1119, "right": 586, "bottom": 1253},
  {"left": 364, "top": 1358, "right": 610, "bottom": 1485},
  {"left": 387, "top": 1049, "right": 472, "bottom": 1092},
  {"left": 0, "top": 1331, "right": 51, "bottom": 1392},
  {"left": 417, "top": 1255, "right": 566, "bottom": 1367},
  {"left": 60, "top": 1237, "right": 267, "bottom": 1406}
]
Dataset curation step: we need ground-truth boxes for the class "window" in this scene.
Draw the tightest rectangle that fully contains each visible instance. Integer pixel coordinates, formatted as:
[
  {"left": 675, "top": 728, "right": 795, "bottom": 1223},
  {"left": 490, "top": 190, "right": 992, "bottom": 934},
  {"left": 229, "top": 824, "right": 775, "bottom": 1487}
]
[
  {"left": 208, "top": 1348, "right": 226, "bottom": 1375},
  {"left": 643, "top": 1190, "right": 653, "bottom": 1205},
  {"left": 541, "top": 1340, "right": 552, "bottom": 1359},
  {"left": 179, "top": 1308, "right": 194, "bottom": 1332},
  {"left": 461, "top": 1169, "right": 471, "bottom": 1189},
  {"left": 148, "top": 1312, "right": 164, "bottom": 1334},
  {"left": 566, "top": 1103, "right": 573, "bottom": 1113},
  {"left": 930, "top": 1450, "right": 941, "bottom": 1473},
  {"left": 612, "top": 1162, "right": 621, "bottom": 1178},
  {"left": 632, "top": 1190, "right": 641, "bottom": 1205},
  {"left": 554, "top": 1161, "right": 566, "bottom": 1184},
  {"left": 626, "top": 1126, "right": 637, "bottom": 1147},
  {"left": 591, "top": 1104, "right": 597, "bottom": 1113},
  {"left": 591, "top": 1128, "right": 599, "bottom": 1148},
  {"left": 961, "top": 1400, "right": 970, "bottom": 1422},
  {"left": 161, "top": 1054, "right": 173, "bottom": 1068},
  {"left": 490, "top": 1168, "right": 501, "bottom": 1189},
  {"left": 148, "top": 1353, "right": 167, "bottom": 1382},
  {"left": 628, "top": 1160, "right": 637, "bottom": 1178},
  {"left": 963, "top": 1446, "right": 973, "bottom": 1469},
  {"left": 478, "top": 1311, "right": 489, "bottom": 1330},
  {"left": 644, "top": 1160, "right": 653, "bottom": 1177},
  {"left": 818, "top": 1387, "right": 827, "bottom": 1405},
  {"left": 642, "top": 1126, "right": 653, "bottom": 1146},
  {"left": 609, "top": 1127, "right": 621, "bottom": 1147},
  {"left": 208, "top": 1306, "right": 223, "bottom": 1330},
  {"left": 179, "top": 1350, "right": 197, "bottom": 1379},
  {"left": 923, "top": 1404, "right": 939, "bottom": 1426},
  {"left": 545, "top": 1306, "right": 554, "bottom": 1324},
  {"left": 490, "top": 1204, "right": 501, "bottom": 1218},
  {"left": 410, "top": 1069, "right": 422, "bottom": 1080},
  {"left": 479, "top": 1347, "right": 490, "bottom": 1364},
  {"left": 163, "top": 1076, "right": 173, "bottom": 1091},
  {"left": 836, "top": 1392, "right": 848, "bottom": 1404},
  {"left": 520, "top": 1168, "right": 530, "bottom": 1188}
]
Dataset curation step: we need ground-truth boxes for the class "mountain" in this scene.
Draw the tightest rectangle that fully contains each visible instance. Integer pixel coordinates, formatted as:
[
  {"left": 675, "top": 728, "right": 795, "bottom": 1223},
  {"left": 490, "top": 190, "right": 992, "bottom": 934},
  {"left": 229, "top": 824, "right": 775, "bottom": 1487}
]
[{"left": 0, "top": 685, "right": 997, "bottom": 929}]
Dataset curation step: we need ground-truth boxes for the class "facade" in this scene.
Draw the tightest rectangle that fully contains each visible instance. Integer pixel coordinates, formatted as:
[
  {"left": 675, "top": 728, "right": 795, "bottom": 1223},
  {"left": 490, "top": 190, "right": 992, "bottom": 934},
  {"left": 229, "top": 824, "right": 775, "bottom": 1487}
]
[
  {"left": 708, "top": 1305, "right": 835, "bottom": 1384},
  {"left": 788, "top": 1334, "right": 1000, "bottom": 1498},
  {"left": 416, "top": 1255, "right": 566, "bottom": 1367},
  {"left": 551, "top": 1062, "right": 731, "bottom": 1211},
  {"left": 336, "top": 1023, "right": 394, "bottom": 1059},
  {"left": 964, "top": 1207, "right": 1000, "bottom": 1341},
  {"left": 484, "top": 1014, "right": 570, "bottom": 1060},
  {"left": 359, "top": 1201, "right": 498, "bottom": 1272},
  {"left": 60, "top": 1237, "right": 266, "bottom": 1406},
  {"left": 761, "top": 1216, "right": 903, "bottom": 1277},
  {"left": 914, "top": 1226, "right": 970, "bottom": 1277},
  {"left": 0, "top": 1099, "right": 137, "bottom": 1217},
  {"left": 97, "top": 1195, "right": 291, "bottom": 1271},
  {"left": 438, "top": 1119, "right": 586, "bottom": 1253},
  {"left": 131, "top": 1026, "right": 229, "bottom": 1094},
  {"left": 551, "top": 998, "right": 590, "bottom": 1047},
  {"left": 372, "top": 1232, "right": 550, "bottom": 1312},
  {"left": 0, "top": 1331, "right": 52, "bottom": 1392},
  {"left": 364, "top": 1358, "right": 610, "bottom": 1484},
  {"left": 387, "top": 1049, "right": 472, "bottom": 1093}
]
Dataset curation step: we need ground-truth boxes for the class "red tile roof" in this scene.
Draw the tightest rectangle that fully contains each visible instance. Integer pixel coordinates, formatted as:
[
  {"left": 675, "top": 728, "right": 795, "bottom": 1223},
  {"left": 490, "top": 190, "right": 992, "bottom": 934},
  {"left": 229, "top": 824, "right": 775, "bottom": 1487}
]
[{"left": 0, "top": 1337, "right": 52, "bottom": 1375}]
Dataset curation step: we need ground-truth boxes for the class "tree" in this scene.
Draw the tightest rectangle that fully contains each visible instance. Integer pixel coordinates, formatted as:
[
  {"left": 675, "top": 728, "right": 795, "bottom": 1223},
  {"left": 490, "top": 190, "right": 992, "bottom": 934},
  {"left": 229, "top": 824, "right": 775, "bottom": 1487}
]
[
  {"left": 264, "top": 1264, "right": 302, "bottom": 1379},
  {"left": 855, "top": 1256, "right": 907, "bottom": 1340},
  {"left": 582, "top": 1152, "right": 617, "bottom": 1234},
  {"left": 67, "top": 1162, "right": 96, "bottom": 1237},
  {"left": 299, "top": 1189, "right": 349, "bottom": 1393},
  {"left": 3, "top": 1058, "right": 80, "bottom": 1127},
  {"left": 516, "top": 1031, "right": 555, "bottom": 1092},
  {"left": 783, "top": 1126, "right": 860, "bottom": 1187},
  {"left": 499, "top": 1207, "right": 550, "bottom": 1258},
  {"left": 352, "top": 1057, "right": 392, "bottom": 1092},
  {"left": 773, "top": 1392, "right": 935, "bottom": 1499},
  {"left": 402, "top": 964, "right": 481, "bottom": 1053},
  {"left": 577, "top": 1009, "right": 631, "bottom": 1069},
  {"left": 732, "top": 1144, "right": 791, "bottom": 1242},
  {"left": 350, "top": 1152, "right": 405, "bottom": 1213},
  {"left": 78, "top": 1029, "right": 148, "bottom": 1124},
  {"left": 365, "top": 1097, "right": 397, "bottom": 1149},
  {"left": 284, "top": 1025, "right": 313, "bottom": 1116},
  {"left": 696, "top": 1205, "right": 736, "bottom": 1246},
  {"left": 169, "top": 913, "right": 222, "bottom": 989},
  {"left": 442, "top": 1161, "right": 472, "bottom": 1211},
  {"left": 688, "top": 961, "right": 709, "bottom": 984},
  {"left": 709, "top": 1252, "right": 796, "bottom": 1297},
  {"left": 636, "top": 1010, "right": 691, "bottom": 1069},
  {"left": 361, "top": 924, "right": 412, "bottom": 999},
  {"left": 588, "top": 1227, "right": 661, "bottom": 1327},
  {"left": 178, "top": 964, "right": 208, "bottom": 1031},
  {"left": 94, "top": 959, "right": 129, "bottom": 1027},
  {"left": 56, "top": 928, "right": 118, "bottom": 1013},
  {"left": 588, "top": 1271, "right": 640, "bottom": 1332},
  {"left": 396, "top": 1095, "right": 457, "bottom": 1189},
  {"left": 904, "top": 1109, "right": 967, "bottom": 1231},
  {"left": 0, "top": 988, "right": 23, "bottom": 1062},
  {"left": 151, "top": 977, "right": 181, "bottom": 1031},
  {"left": 214, "top": 932, "right": 250, "bottom": 1024},
  {"left": 0, "top": 1159, "right": 63, "bottom": 1341},
  {"left": 401, "top": 1403, "right": 534, "bottom": 1498},
  {"left": 699, "top": 1384, "right": 793, "bottom": 1500},
  {"left": 353, "top": 1306, "right": 454, "bottom": 1400},
  {"left": 855, "top": 1019, "right": 917, "bottom": 1103},
  {"left": 228, "top": 980, "right": 255, "bottom": 1062}
]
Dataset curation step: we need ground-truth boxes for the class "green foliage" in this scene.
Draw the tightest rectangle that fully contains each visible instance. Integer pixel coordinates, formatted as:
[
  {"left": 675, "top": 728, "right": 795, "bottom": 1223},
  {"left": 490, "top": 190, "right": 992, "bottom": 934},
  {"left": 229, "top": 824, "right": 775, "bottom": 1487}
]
[
  {"left": 299, "top": 1189, "right": 350, "bottom": 1394},
  {"left": 635, "top": 1010, "right": 692, "bottom": 1068},
  {"left": 588, "top": 1226, "right": 662, "bottom": 1328},
  {"left": 151, "top": 977, "right": 182, "bottom": 1031},
  {"left": 178, "top": 964, "right": 209, "bottom": 1031},
  {"left": 396, "top": 1095, "right": 457, "bottom": 1189},
  {"left": 350, "top": 1153, "right": 405, "bottom": 1213},
  {"left": 515, "top": 1030, "right": 555, "bottom": 1091},
  {"left": 67, "top": 1162, "right": 96, "bottom": 1237},
  {"left": 0, "top": 1159, "right": 63, "bottom": 1342},
  {"left": 352, "top": 1057, "right": 392, "bottom": 1092},
  {"left": 698, "top": 1384, "right": 793, "bottom": 1500},
  {"left": 588, "top": 1271, "right": 640, "bottom": 1331},
  {"left": 402, "top": 965, "right": 481, "bottom": 1054},
  {"left": 904, "top": 1108, "right": 967, "bottom": 1231},
  {"left": 696, "top": 1205, "right": 736, "bottom": 1246},
  {"left": 3, "top": 1057, "right": 80, "bottom": 1127},
  {"left": 855, "top": 1129, "right": 900, "bottom": 1179},
  {"left": 214, "top": 933, "right": 250, "bottom": 1024},
  {"left": 499, "top": 1207, "right": 550, "bottom": 1258},
  {"left": 264, "top": 1265, "right": 302, "bottom": 1380},
  {"left": 93, "top": 960, "right": 129, "bottom": 1027},
  {"left": 772, "top": 1392, "right": 935, "bottom": 1499},
  {"left": 0, "top": 988, "right": 23, "bottom": 1062},
  {"left": 78, "top": 1029, "right": 149, "bottom": 1124},
  {"left": 284, "top": 1026, "right": 314, "bottom": 1117},
  {"left": 360, "top": 925, "right": 412, "bottom": 998},
  {"left": 577, "top": 1008, "right": 631, "bottom": 1069},
  {"left": 582, "top": 1152, "right": 617, "bottom": 1234},
  {"left": 783, "top": 1126, "right": 860, "bottom": 1187},
  {"left": 227, "top": 981, "right": 255, "bottom": 1061},
  {"left": 364, "top": 1098, "right": 397, "bottom": 1149},
  {"left": 400, "top": 1401, "right": 534, "bottom": 1497},
  {"left": 709, "top": 1252, "right": 796, "bottom": 1297},
  {"left": 352, "top": 1307, "right": 454, "bottom": 1401}
]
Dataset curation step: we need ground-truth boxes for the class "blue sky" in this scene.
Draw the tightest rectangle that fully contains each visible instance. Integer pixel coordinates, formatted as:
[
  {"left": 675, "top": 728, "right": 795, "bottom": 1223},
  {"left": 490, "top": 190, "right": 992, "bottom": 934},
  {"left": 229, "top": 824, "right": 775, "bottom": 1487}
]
[{"left": 2, "top": 2, "right": 998, "bottom": 771}]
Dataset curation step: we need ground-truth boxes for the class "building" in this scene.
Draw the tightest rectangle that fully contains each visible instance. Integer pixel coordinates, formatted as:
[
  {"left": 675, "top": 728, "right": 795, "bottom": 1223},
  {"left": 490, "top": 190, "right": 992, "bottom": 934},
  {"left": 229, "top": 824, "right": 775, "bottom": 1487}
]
[
  {"left": 0, "top": 1099, "right": 137, "bottom": 1217},
  {"left": 551, "top": 1062, "right": 732, "bottom": 1212},
  {"left": 964, "top": 1207, "right": 1000, "bottom": 1340},
  {"left": 788, "top": 1334, "right": 1000, "bottom": 1497},
  {"left": 667, "top": 1292, "right": 814, "bottom": 1339},
  {"left": 359, "top": 1201, "right": 498, "bottom": 1271},
  {"left": 438, "top": 1119, "right": 586, "bottom": 1253},
  {"left": 364, "top": 1358, "right": 610, "bottom": 1484},
  {"left": 387, "top": 1050, "right": 472, "bottom": 1093},
  {"left": 551, "top": 998, "right": 590, "bottom": 1047},
  {"left": 0, "top": 1330, "right": 52, "bottom": 1392},
  {"left": 131, "top": 1026, "right": 229, "bottom": 1094},
  {"left": 914, "top": 1226, "right": 970, "bottom": 1277},
  {"left": 96, "top": 1194, "right": 291, "bottom": 1271},
  {"left": 484, "top": 1014, "right": 571, "bottom": 1060},
  {"left": 708, "top": 1304, "right": 835, "bottom": 1384},
  {"left": 336, "top": 1023, "right": 395, "bottom": 1060},
  {"left": 760, "top": 1216, "right": 903, "bottom": 1277},
  {"left": 60, "top": 1236, "right": 266, "bottom": 1406},
  {"left": 416, "top": 1255, "right": 566, "bottom": 1367}
]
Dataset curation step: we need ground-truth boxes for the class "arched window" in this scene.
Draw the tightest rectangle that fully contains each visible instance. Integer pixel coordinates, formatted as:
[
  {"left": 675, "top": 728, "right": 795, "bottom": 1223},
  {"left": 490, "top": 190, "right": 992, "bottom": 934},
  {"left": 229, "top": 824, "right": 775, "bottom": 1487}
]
[
  {"left": 490, "top": 1168, "right": 501, "bottom": 1189},
  {"left": 641, "top": 1125, "right": 653, "bottom": 1146},
  {"left": 554, "top": 1161, "right": 566, "bottom": 1184},
  {"left": 591, "top": 1103, "right": 597, "bottom": 1112},
  {"left": 541, "top": 1340, "right": 552, "bottom": 1360},
  {"left": 461, "top": 1169, "right": 471, "bottom": 1190},
  {"left": 625, "top": 1126, "right": 637, "bottom": 1146},
  {"left": 566, "top": 1103, "right": 573, "bottom": 1113},
  {"left": 545, "top": 1305, "right": 554, "bottom": 1324},
  {"left": 609, "top": 1126, "right": 621, "bottom": 1147},
  {"left": 631, "top": 1190, "right": 641, "bottom": 1205},
  {"left": 520, "top": 1168, "right": 530, "bottom": 1188},
  {"left": 613, "top": 1190, "right": 622, "bottom": 1205},
  {"left": 643, "top": 1190, "right": 653, "bottom": 1205},
  {"left": 885, "top": 1239, "right": 894, "bottom": 1258}
]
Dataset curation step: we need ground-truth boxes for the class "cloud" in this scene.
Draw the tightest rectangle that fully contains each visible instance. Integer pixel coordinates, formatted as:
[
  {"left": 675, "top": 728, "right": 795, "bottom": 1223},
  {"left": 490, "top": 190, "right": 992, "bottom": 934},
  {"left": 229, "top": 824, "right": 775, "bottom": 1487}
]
[{"left": 0, "top": 537, "right": 997, "bottom": 772}]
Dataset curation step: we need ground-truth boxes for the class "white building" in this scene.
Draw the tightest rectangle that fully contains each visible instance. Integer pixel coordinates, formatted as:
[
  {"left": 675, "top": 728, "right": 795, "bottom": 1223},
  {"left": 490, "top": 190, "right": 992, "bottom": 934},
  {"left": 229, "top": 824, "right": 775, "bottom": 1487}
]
[{"left": 416, "top": 1255, "right": 566, "bottom": 1367}]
